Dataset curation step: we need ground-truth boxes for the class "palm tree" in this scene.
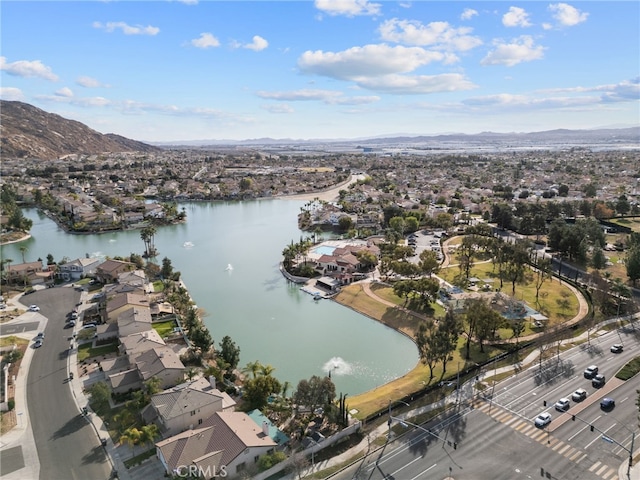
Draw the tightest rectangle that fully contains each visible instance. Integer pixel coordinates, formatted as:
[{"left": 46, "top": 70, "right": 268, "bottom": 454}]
[
  {"left": 259, "top": 363, "right": 275, "bottom": 377},
  {"left": 243, "top": 360, "right": 262, "bottom": 379},
  {"left": 19, "top": 245, "right": 28, "bottom": 263},
  {"left": 139, "top": 424, "right": 159, "bottom": 448},
  {"left": 281, "top": 381, "right": 291, "bottom": 399},
  {"left": 119, "top": 427, "right": 141, "bottom": 457}
]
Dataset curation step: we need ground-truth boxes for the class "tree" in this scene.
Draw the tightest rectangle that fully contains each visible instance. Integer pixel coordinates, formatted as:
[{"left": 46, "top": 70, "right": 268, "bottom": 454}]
[
  {"left": 418, "top": 250, "right": 440, "bottom": 277},
  {"left": 293, "top": 375, "right": 336, "bottom": 412},
  {"left": 534, "top": 257, "right": 552, "bottom": 305},
  {"left": 591, "top": 248, "right": 607, "bottom": 271},
  {"left": 140, "top": 225, "right": 157, "bottom": 257},
  {"left": 625, "top": 244, "right": 640, "bottom": 287},
  {"left": 219, "top": 335, "right": 241, "bottom": 372},
  {"left": 19, "top": 245, "right": 28, "bottom": 263},
  {"left": 190, "top": 326, "right": 213, "bottom": 356},
  {"left": 161, "top": 257, "right": 174, "bottom": 279},
  {"left": 243, "top": 374, "right": 282, "bottom": 410},
  {"left": 87, "top": 381, "right": 111, "bottom": 413},
  {"left": 338, "top": 215, "right": 353, "bottom": 232},
  {"left": 243, "top": 360, "right": 262, "bottom": 379},
  {"left": 120, "top": 427, "right": 142, "bottom": 456}
]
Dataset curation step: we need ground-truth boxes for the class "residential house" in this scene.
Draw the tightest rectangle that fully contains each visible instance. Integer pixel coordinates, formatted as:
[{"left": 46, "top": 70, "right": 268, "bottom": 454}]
[
  {"left": 246, "top": 409, "right": 289, "bottom": 448},
  {"left": 155, "top": 427, "right": 225, "bottom": 479},
  {"left": 95, "top": 259, "right": 135, "bottom": 284},
  {"left": 58, "top": 257, "right": 102, "bottom": 281},
  {"left": 134, "top": 346, "right": 184, "bottom": 389},
  {"left": 142, "top": 376, "right": 235, "bottom": 437},
  {"left": 156, "top": 411, "right": 278, "bottom": 479},
  {"left": 5, "top": 261, "right": 49, "bottom": 285},
  {"left": 116, "top": 306, "right": 153, "bottom": 338},
  {"left": 105, "top": 292, "right": 152, "bottom": 323}
]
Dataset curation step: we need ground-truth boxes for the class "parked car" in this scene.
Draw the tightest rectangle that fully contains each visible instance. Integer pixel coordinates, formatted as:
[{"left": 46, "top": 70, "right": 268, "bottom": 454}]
[
  {"left": 571, "top": 388, "right": 587, "bottom": 402},
  {"left": 28, "top": 304, "right": 40, "bottom": 312},
  {"left": 67, "top": 320, "right": 76, "bottom": 327},
  {"left": 534, "top": 412, "right": 552, "bottom": 429},
  {"left": 34, "top": 339, "right": 43, "bottom": 348},
  {"left": 554, "top": 398, "right": 570, "bottom": 412},
  {"left": 36, "top": 332, "right": 45, "bottom": 339},
  {"left": 600, "top": 398, "right": 615, "bottom": 410},
  {"left": 583, "top": 365, "right": 598, "bottom": 379},
  {"left": 610, "top": 344, "right": 623, "bottom": 353},
  {"left": 592, "top": 374, "right": 606, "bottom": 388}
]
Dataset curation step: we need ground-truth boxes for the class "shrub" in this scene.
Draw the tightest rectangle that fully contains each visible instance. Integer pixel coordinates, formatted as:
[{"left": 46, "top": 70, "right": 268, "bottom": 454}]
[{"left": 7, "top": 399, "right": 15, "bottom": 411}]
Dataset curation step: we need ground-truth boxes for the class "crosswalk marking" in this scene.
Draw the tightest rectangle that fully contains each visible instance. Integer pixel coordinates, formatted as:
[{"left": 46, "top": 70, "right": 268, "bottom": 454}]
[{"left": 470, "top": 399, "right": 615, "bottom": 480}]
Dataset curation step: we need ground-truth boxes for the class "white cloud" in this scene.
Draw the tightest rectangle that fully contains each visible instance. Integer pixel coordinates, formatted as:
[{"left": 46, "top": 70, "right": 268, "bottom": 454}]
[
  {"left": 234, "top": 35, "right": 269, "bottom": 51},
  {"left": 379, "top": 19, "right": 482, "bottom": 52},
  {"left": 314, "top": 0, "right": 381, "bottom": 17},
  {"left": 76, "top": 76, "right": 108, "bottom": 88},
  {"left": 261, "top": 104, "right": 294, "bottom": 114},
  {"left": 298, "top": 44, "right": 450, "bottom": 80},
  {"left": 92, "top": 21, "right": 159, "bottom": 36},
  {"left": 538, "top": 77, "right": 640, "bottom": 103},
  {"left": 481, "top": 36, "right": 545, "bottom": 67},
  {"left": 355, "top": 73, "right": 477, "bottom": 94},
  {"left": 0, "top": 87, "right": 24, "bottom": 101},
  {"left": 257, "top": 88, "right": 380, "bottom": 105},
  {"left": 548, "top": 3, "right": 589, "bottom": 27},
  {"left": 502, "top": 7, "right": 532, "bottom": 28},
  {"left": 0, "top": 56, "right": 59, "bottom": 81},
  {"left": 35, "top": 94, "right": 112, "bottom": 107},
  {"left": 191, "top": 33, "right": 220, "bottom": 49},
  {"left": 55, "top": 87, "right": 74, "bottom": 97},
  {"left": 460, "top": 8, "right": 478, "bottom": 21},
  {"left": 463, "top": 93, "right": 599, "bottom": 109}
]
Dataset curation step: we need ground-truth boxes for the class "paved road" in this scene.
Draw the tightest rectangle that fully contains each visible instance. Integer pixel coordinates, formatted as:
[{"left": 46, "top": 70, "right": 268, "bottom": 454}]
[{"left": 22, "top": 287, "right": 112, "bottom": 480}]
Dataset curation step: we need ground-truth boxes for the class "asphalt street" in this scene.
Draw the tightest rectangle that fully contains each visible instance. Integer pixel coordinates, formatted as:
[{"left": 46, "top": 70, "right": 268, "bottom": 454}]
[{"left": 21, "top": 287, "right": 111, "bottom": 480}]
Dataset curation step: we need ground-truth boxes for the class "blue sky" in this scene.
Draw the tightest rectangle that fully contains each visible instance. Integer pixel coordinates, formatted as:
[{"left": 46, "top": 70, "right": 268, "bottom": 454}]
[{"left": 1, "top": 1, "right": 638, "bottom": 142}]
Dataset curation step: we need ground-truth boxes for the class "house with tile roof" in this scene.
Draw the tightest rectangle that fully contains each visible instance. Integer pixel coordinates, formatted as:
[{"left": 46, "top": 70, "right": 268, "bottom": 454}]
[
  {"left": 155, "top": 427, "right": 225, "bottom": 479},
  {"left": 134, "top": 346, "right": 184, "bottom": 389},
  {"left": 142, "top": 377, "right": 235, "bottom": 437},
  {"left": 116, "top": 306, "right": 153, "bottom": 338},
  {"left": 105, "top": 292, "right": 151, "bottom": 323},
  {"left": 95, "top": 259, "right": 135, "bottom": 284},
  {"left": 57, "top": 257, "right": 102, "bottom": 281},
  {"left": 156, "top": 411, "right": 278, "bottom": 479}
]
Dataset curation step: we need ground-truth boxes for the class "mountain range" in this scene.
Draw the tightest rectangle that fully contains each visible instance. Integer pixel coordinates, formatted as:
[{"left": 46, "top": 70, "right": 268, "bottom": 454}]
[{"left": 0, "top": 100, "right": 638, "bottom": 159}]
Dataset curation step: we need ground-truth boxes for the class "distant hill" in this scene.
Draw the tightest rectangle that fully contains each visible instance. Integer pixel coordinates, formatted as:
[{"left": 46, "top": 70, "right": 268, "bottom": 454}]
[
  {"left": 0, "top": 100, "right": 161, "bottom": 159},
  {"left": 156, "top": 126, "right": 640, "bottom": 148}
]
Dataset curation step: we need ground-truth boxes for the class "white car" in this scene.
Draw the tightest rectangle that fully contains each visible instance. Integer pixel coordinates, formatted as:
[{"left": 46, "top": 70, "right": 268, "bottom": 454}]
[
  {"left": 554, "top": 398, "right": 570, "bottom": 412},
  {"left": 28, "top": 305, "right": 40, "bottom": 312},
  {"left": 571, "top": 388, "right": 587, "bottom": 402},
  {"left": 534, "top": 412, "right": 552, "bottom": 429}
]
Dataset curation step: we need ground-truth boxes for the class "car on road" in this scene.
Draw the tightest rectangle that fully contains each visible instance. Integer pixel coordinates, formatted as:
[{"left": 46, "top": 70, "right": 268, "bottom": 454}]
[
  {"left": 28, "top": 304, "right": 40, "bottom": 312},
  {"left": 534, "top": 412, "right": 552, "bottom": 428},
  {"left": 554, "top": 398, "right": 570, "bottom": 412},
  {"left": 610, "top": 344, "right": 623, "bottom": 353},
  {"left": 583, "top": 365, "right": 598, "bottom": 379},
  {"left": 34, "top": 339, "right": 43, "bottom": 348},
  {"left": 592, "top": 374, "right": 606, "bottom": 388},
  {"left": 600, "top": 398, "right": 615, "bottom": 410},
  {"left": 571, "top": 388, "right": 587, "bottom": 402}
]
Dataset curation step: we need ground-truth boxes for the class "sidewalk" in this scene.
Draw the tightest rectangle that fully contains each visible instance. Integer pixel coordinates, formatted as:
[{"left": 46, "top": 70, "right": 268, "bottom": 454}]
[{"left": 67, "top": 288, "right": 132, "bottom": 480}]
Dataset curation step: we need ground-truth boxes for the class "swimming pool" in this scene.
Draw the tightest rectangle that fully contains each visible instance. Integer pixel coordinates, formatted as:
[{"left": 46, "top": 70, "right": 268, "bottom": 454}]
[{"left": 314, "top": 245, "right": 336, "bottom": 256}]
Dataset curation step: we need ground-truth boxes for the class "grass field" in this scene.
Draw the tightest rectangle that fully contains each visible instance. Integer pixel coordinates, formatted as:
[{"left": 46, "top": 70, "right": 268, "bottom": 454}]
[{"left": 77, "top": 342, "right": 118, "bottom": 362}]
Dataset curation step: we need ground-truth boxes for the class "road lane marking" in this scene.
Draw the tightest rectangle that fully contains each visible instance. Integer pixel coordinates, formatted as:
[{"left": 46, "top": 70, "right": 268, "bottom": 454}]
[
  {"left": 558, "top": 444, "right": 571, "bottom": 455},
  {"left": 390, "top": 456, "right": 421, "bottom": 477},
  {"left": 410, "top": 463, "right": 437, "bottom": 480},
  {"left": 595, "top": 464, "right": 609, "bottom": 476},
  {"left": 589, "top": 461, "right": 602, "bottom": 472}
]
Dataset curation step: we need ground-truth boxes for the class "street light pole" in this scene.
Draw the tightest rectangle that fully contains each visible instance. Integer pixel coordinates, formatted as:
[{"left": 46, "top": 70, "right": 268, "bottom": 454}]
[{"left": 387, "top": 400, "right": 410, "bottom": 442}]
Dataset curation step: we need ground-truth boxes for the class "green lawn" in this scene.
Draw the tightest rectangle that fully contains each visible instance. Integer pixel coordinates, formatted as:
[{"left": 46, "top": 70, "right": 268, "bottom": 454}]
[
  {"left": 152, "top": 320, "right": 177, "bottom": 339},
  {"left": 77, "top": 342, "right": 118, "bottom": 362}
]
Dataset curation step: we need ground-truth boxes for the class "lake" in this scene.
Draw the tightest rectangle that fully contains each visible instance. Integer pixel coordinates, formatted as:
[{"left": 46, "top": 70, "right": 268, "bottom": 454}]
[{"left": 1, "top": 200, "right": 418, "bottom": 396}]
